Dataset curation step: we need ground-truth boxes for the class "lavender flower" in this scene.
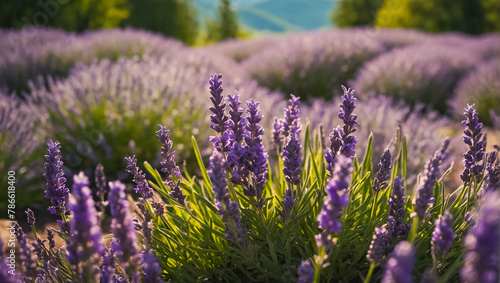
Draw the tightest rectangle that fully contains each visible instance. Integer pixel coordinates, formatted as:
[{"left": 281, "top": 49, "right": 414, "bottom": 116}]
[
  {"left": 142, "top": 252, "right": 164, "bottom": 283},
  {"left": 227, "top": 91, "right": 245, "bottom": 144},
  {"left": 297, "top": 260, "right": 314, "bottom": 283},
  {"left": 388, "top": 177, "right": 410, "bottom": 238},
  {"left": 167, "top": 180, "right": 186, "bottom": 206},
  {"left": 381, "top": 241, "right": 415, "bottom": 283},
  {"left": 66, "top": 172, "right": 105, "bottom": 281},
  {"left": 100, "top": 249, "right": 117, "bottom": 283},
  {"left": 272, "top": 117, "right": 283, "bottom": 150},
  {"left": 208, "top": 151, "right": 245, "bottom": 243},
  {"left": 47, "top": 228, "right": 56, "bottom": 249},
  {"left": 338, "top": 86, "right": 358, "bottom": 136},
  {"left": 43, "top": 140, "right": 69, "bottom": 216},
  {"left": 15, "top": 224, "right": 37, "bottom": 280},
  {"left": 108, "top": 180, "right": 142, "bottom": 280},
  {"left": 282, "top": 188, "right": 295, "bottom": 218},
  {"left": 156, "top": 125, "right": 181, "bottom": 179},
  {"left": 461, "top": 191, "right": 500, "bottom": 283},
  {"left": 26, "top": 208, "right": 35, "bottom": 226},
  {"left": 460, "top": 104, "right": 486, "bottom": 183},
  {"left": 317, "top": 155, "right": 352, "bottom": 235},
  {"left": 209, "top": 74, "right": 230, "bottom": 153},
  {"left": 367, "top": 226, "right": 392, "bottom": 265},
  {"left": 0, "top": 236, "right": 20, "bottom": 282},
  {"left": 373, "top": 149, "right": 392, "bottom": 193},
  {"left": 242, "top": 99, "right": 268, "bottom": 200},
  {"left": 125, "top": 155, "right": 154, "bottom": 199},
  {"left": 151, "top": 200, "right": 165, "bottom": 216},
  {"left": 95, "top": 163, "right": 107, "bottom": 203},
  {"left": 282, "top": 95, "right": 302, "bottom": 186},
  {"left": 482, "top": 151, "right": 499, "bottom": 192},
  {"left": 325, "top": 87, "right": 358, "bottom": 175},
  {"left": 431, "top": 211, "right": 454, "bottom": 259},
  {"left": 414, "top": 138, "right": 450, "bottom": 219}
]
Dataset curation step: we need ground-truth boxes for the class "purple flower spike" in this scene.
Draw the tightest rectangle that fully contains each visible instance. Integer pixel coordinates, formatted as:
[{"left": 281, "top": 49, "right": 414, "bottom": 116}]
[
  {"left": 367, "top": 226, "right": 391, "bottom": 265},
  {"left": 297, "top": 260, "right": 314, "bottom": 283},
  {"left": 243, "top": 99, "right": 268, "bottom": 200},
  {"left": 272, "top": 117, "right": 283, "bottom": 150},
  {"left": 388, "top": 177, "right": 410, "bottom": 238},
  {"left": 143, "top": 252, "right": 164, "bottom": 283},
  {"left": 156, "top": 125, "right": 181, "bottom": 179},
  {"left": 461, "top": 104, "right": 486, "bottom": 183},
  {"left": 282, "top": 188, "right": 295, "bottom": 218},
  {"left": 15, "top": 225, "right": 37, "bottom": 280},
  {"left": 95, "top": 163, "right": 107, "bottom": 203},
  {"left": 228, "top": 91, "right": 245, "bottom": 145},
  {"left": 167, "top": 180, "right": 186, "bottom": 206},
  {"left": 66, "top": 172, "right": 105, "bottom": 281},
  {"left": 381, "top": 241, "right": 415, "bottom": 283},
  {"left": 100, "top": 249, "right": 117, "bottom": 283},
  {"left": 282, "top": 94, "right": 301, "bottom": 138},
  {"left": 209, "top": 151, "right": 245, "bottom": 243},
  {"left": 338, "top": 85, "right": 358, "bottom": 136},
  {"left": 43, "top": 140, "right": 69, "bottom": 216},
  {"left": 108, "top": 180, "right": 142, "bottom": 280},
  {"left": 325, "top": 87, "right": 358, "bottom": 175},
  {"left": 373, "top": 149, "right": 392, "bottom": 193},
  {"left": 26, "top": 208, "right": 35, "bottom": 226},
  {"left": 482, "top": 151, "right": 499, "bottom": 192},
  {"left": 282, "top": 95, "right": 302, "bottom": 186},
  {"left": 461, "top": 191, "right": 500, "bottom": 283},
  {"left": 47, "top": 228, "right": 55, "bottom": 249},
  {"left": 125, "top": 155, "right": 154, "bottom": 199},
  {"left": 414, "top": 138, "right": 450, "bottom": 219},
  {"left": 431, "top": 211, "right": 454, "bottom": 259},
  {"left": 209, "top": 74, "right": 230, "bottom": 153},
  {"left": 317, "top": 155, "right": 352, "bottom": 235}
]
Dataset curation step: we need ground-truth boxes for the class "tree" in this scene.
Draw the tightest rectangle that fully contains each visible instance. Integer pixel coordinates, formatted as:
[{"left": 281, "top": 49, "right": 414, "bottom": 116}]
[
  {"left": 331, "top": 0, "right": 384, "bottom": 27},
  {"left": 123, "top": 0, "right": 199, "bottom": 45},
  {"left": 375, "top": 0, "right": 495, "bottom": 35},
  {"left": 218, "top": 0, "right": 239, "bottom": 40}
]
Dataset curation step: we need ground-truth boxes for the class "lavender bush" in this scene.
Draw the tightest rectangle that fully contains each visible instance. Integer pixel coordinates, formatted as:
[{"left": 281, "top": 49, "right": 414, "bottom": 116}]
[
  {"left": 242, "top": 29, "right": 385, "bottom": 100},
  {"left": 352, "top": 44, "right": 478, "bottom": 112},
  {"left": 451, "top": 59, "right": 500, "bottom": 126}
]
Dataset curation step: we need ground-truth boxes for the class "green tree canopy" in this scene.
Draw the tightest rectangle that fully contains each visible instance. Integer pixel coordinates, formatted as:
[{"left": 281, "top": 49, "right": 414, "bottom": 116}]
[
  {"left": 123, "top": 0, "right": 198, "bottom": 45},
  {"left": 331, "top": 0, "right": 384, "bottom": 27},
  {"left": 375, "top": 0, "right": 498, "bottom": 34}
]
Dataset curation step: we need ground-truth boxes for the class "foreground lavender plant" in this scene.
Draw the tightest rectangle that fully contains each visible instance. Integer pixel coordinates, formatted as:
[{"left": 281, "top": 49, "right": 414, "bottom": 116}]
[
  {"left": 43, "top": 140, "right": 69, "bottom": 216},
  {"left": 209, "top": 151, "right": 245, "bottom": 243},
  {"left": 414, "top": 138, "right": 450, "bottom": 219},
  {"left": 297, "top": 260, "right": 314, "bottom": 283},
  {"left": 372, "top": 149, "right": 392, "bottom": 193},
  {"left": 156, "top": 125, "right": 181, "bottom": 179},
  {"left": 15, "top": 225, "right": 38, "bottom": 280},
  {"left": 227, "top": 91, "right": 245, "bottom": 145},
  {"left": 325, "top": 86, "right": 358, "bottom": 175},
  {"left": 381, "top": 241, "right": 415, "bottom": 283},
  {"left": 367, "top": 226, "right": 392, "bottom": 265},
  {"left": 461, "top": 191, "right": 500, "bottom": 283},
  {"left": 108, "top": 180, "right": 142, "bottom": 281},
  {"left": 208, "top": 74, "right": 230, "bottom": 153},
  {"left": 242, "top": 100, "right": 269, "bottom": 201},
  {"left": 481, "top": 150, "right": 499, "bottom": 192},
  {"left": 282, "top": 95, "right": 302, "bottom": 186},
  {"left": 66, "top": 172, "right": 105, "bottom": 281},
  {"left": 318, "top": 155, "right": 352, "bottom": 235},
  {"left": 431, "top": 211, "right": 454, "bottom": 260},
  {"left": 125, "top": 155, "right": 154, "bottom": 199},
  {"left": 460, "top": 104, "right": 486, "bottom": 184},
  {"left": 387, "top": 177, "right": 410, "bottom": 238}
]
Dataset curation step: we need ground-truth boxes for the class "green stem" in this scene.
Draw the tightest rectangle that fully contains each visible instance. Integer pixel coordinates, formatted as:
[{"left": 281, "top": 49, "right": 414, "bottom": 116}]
[
  {"left": 407, "top": 217, "right": 420, "bottom": 243},
  {"left": 363, "top": 263, "right": 375, "bottom": 283},
  {"left": 313, "top": 247, "right": 325, "bottom": 283}
]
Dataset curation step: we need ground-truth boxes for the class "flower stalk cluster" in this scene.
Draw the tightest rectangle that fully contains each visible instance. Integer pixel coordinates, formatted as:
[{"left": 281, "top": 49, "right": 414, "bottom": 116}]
[
  {"left": 125, "top": 155, "right": 154, "bottom": 199},
  {"left": 325, "top": 86, "right": 358, "bottom": 175},
  {"left": 460, "top": 104, "right": 486, "bottom": 184},
  {"left": 43, "top": 140, "right": 69, "bottom": 216}
]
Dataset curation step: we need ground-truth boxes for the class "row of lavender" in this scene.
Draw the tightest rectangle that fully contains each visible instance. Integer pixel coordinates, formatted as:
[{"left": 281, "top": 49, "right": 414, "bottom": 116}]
[
  {"left": 209, "top": 28, "right": 500, "bottom": 121},
  {"left": 1, "top": 74, "right": 498, "bottom": 282}
]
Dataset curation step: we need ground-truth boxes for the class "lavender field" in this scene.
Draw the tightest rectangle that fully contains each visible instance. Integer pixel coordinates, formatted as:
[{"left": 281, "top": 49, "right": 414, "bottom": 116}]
[{"left": 1, "top": 27, "right": 500, "bottom": 282}]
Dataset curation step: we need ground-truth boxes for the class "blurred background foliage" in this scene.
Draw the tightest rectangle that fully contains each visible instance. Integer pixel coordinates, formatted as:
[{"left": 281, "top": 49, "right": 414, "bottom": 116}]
[{"left": 1, "top": 0, "right": 498, "bottom": 46}]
